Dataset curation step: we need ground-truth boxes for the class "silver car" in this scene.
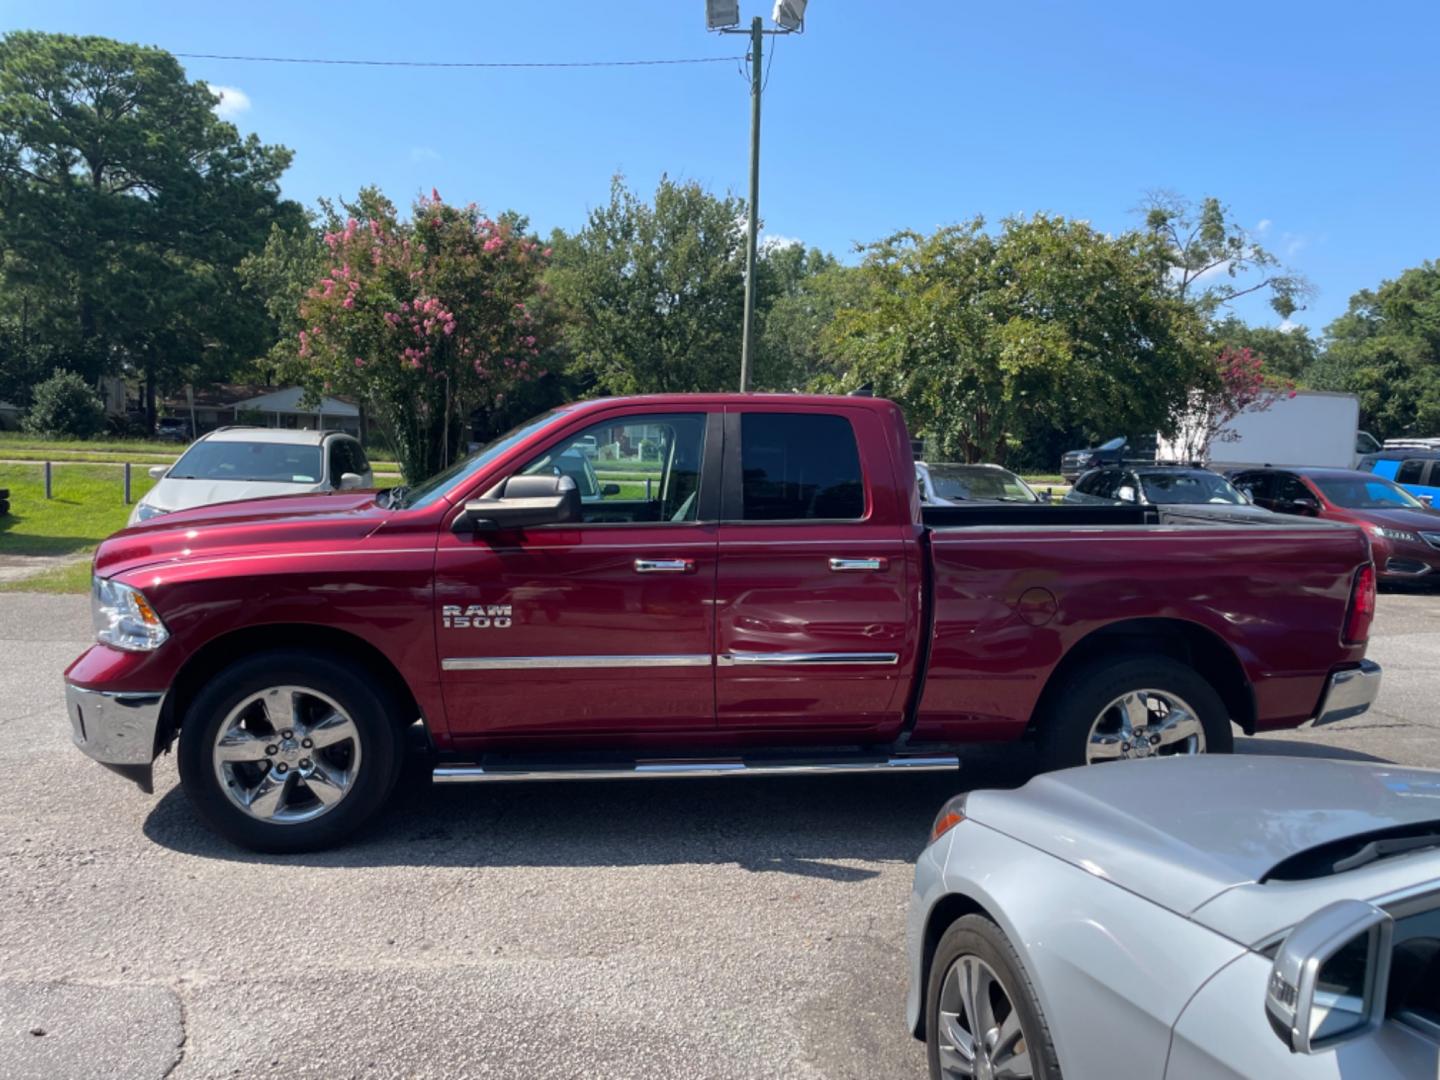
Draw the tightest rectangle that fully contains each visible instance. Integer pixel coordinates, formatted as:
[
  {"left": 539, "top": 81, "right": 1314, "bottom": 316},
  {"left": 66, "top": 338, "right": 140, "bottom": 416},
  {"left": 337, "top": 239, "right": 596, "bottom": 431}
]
[{"left": 906, "top": 757, "right": 1440, "bottom": 1078}]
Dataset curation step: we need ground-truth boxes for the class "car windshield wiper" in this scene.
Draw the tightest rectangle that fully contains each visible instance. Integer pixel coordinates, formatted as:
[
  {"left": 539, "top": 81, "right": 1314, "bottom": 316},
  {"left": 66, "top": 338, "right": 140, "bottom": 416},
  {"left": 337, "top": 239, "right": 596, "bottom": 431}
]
[{"left": 1331, "top": 832, "right": 1440, "bottom": 874}]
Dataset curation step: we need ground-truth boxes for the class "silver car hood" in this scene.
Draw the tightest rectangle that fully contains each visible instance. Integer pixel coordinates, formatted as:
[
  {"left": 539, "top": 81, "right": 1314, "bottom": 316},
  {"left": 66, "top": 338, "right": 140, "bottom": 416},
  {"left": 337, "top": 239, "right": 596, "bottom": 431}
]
[{"left": 966, "top": 757, "right": 1440, "bottom": 923}]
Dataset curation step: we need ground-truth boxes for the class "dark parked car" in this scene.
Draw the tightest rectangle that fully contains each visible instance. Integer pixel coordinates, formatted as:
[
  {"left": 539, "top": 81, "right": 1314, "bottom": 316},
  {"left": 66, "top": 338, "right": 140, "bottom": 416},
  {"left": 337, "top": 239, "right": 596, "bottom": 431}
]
[
  {"left": 1060, "top": 434, "right": 1157, "bottom": 482},
  {"left": 1232, "top": 467, "right": 1440, "bottom": 583},
  {"left": 1066, "top": 465, "right": 1277, "bottom": 522},
  {"left": 154, "top": 416, "right": 194, "bottom": 443}
]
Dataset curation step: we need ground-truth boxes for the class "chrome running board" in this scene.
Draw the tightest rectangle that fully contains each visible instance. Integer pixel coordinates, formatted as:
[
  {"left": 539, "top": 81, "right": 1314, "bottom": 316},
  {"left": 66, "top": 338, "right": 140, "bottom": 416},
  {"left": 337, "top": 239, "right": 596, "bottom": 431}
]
[{"left": 433, "top": 754, "right": 959, "bottom": 784}]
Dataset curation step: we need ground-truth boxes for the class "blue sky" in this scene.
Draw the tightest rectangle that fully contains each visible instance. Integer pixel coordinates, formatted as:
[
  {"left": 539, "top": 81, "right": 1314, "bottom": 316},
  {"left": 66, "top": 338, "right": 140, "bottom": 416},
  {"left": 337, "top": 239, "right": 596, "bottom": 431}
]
[{"left": 5, "top": 0, "right": 1438, "bottom": 333}]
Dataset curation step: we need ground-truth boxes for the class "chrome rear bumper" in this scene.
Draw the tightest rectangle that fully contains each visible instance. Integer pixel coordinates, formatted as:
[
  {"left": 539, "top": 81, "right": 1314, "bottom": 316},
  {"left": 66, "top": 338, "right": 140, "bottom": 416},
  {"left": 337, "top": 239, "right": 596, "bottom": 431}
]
[
  {"left": 65, "top": 682, "right": 166, "bottom": 792},
  {"left": 1310, "top": 660, "right": 1382, "bottom": 727}
]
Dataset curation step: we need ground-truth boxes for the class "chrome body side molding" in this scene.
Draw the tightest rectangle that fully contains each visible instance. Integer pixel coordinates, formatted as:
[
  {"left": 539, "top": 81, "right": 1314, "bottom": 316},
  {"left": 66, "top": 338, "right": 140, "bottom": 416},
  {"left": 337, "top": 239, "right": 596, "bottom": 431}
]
[
  {"left": 434, "top": 755, "right": 959, "bottom": 783},
  {"left": 717, "top": 651, "right": 900, "bottom": 666},
  {"left": 441, "top": 654, "right": 712, "bottom": 671}
]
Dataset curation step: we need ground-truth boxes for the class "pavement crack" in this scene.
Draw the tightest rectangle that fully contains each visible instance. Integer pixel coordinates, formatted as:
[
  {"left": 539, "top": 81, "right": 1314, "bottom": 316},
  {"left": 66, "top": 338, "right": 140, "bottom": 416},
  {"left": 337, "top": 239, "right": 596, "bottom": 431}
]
[{"left": 160, "top": 984, "right": 189, "bottom": 1080}]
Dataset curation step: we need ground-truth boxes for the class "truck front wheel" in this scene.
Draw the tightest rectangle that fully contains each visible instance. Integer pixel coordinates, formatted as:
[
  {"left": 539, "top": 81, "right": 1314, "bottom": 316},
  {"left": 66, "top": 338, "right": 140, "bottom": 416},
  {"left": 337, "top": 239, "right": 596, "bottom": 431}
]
[
  {"left": 1037, "top": 655, "right": 1233, "bottom": 772},
  {"left": 177, "top": 650, "right": 403, "bottom": 853}
]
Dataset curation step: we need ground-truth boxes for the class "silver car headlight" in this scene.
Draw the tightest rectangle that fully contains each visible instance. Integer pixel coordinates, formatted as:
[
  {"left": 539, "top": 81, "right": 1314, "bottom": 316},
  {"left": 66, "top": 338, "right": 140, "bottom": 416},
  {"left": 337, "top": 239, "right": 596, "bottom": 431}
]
[
  {"left": 930, "top": 794, "right": 968, "bottom": 844},
  {"left": 92, "top": 577, "right": 169, "bottom": 651},
  {"left": 129, "top": 501, "right": 169, "bottom": 525}
]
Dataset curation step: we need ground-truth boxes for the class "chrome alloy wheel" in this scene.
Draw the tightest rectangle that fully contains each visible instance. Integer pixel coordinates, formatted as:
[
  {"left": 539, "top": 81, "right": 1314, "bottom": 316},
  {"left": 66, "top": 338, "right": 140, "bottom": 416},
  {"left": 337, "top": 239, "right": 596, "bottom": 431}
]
[
  {"left": 936, "top": 954, "right": 1033, "bottom": 1080},
  {"left": 1086, "top": 688, "right": 1205, "bottom": 764},
  {"left": 211, "top": 685, "right": 362, "bottom": 825}
]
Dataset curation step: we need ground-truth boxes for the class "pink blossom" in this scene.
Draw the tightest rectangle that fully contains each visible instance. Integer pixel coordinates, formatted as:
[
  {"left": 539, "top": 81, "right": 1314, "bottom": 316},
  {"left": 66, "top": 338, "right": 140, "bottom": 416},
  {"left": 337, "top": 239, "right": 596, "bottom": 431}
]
[
  {"left": 432, "top": 187, "right": 441, "bottom": 202},
  {"left": 342, "top": 297, "right": 354, "bottom": 309},
  {"left": 354, "top": 357, "right": 365, "bottom": 368},
  {"left": 542, "top": 247, "right": 552, "bottom": 257}
]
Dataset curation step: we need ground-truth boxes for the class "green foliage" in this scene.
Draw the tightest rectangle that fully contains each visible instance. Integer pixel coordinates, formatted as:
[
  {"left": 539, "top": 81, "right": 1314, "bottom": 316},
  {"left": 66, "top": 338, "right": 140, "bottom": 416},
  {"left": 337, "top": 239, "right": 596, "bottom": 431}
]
[
  {"left": 547, "top": 175, "right": 749, "bottom": 393},
  {"left": 0, "top": 31, "right": 300, "bottom": 423},
  {"left": 0, "top": 319, "right": 62, "bottom": 407},
  {"left": 291, "top": 190, "right": 552, "bottom": 483},
  {"left": 1313, "top": 262, "right": 1440, "bottom": 438},
  {"left": 21, "top": 368, "right": 105, "bottom": 438},
  {"left": 1140, "top": 192, "right": 1311, "bottom": 319},
  {"left": 1212, "top": 315, "right": 1320, "bottom": 381},
  {"left": 754, "top": 244, "right": 864, "bottom": 390},
  {"left": 827, "top": 215, "right": 1209, "bottom": 463}
]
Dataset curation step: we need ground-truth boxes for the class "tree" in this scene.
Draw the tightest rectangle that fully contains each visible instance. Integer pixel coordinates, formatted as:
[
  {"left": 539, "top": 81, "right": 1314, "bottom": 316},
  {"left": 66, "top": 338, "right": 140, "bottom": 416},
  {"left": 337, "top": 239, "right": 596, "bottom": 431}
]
[
  {"left": 1170, "top": 347, "right": 1295, "bottom": 462},
  {"left": 0, "top": 32, "right": 299, "bottom": 425},
  {"left": 546, "top": 175, "right": 749, "bottom": 394},
  {"left": 1313, "top": 262, "right": 1440, "bottom": 439},
  {"left": 827, "top": 215, "right": 1209, "bottom": 463},
  {"left": 22, "top": 367, "right": 104, "bottom": 437},
  {"left": 1140, "top": 192, "right": 1311, "bottom": 320},
  {"left": 291, "top": 190, "right": 551, "bottom": 483},
  {"left": 1212, "top": 315, "right": 1320, "bottom": 382},
  {"left": 753, "top": 243, "right": 863, "bottom": 390}
]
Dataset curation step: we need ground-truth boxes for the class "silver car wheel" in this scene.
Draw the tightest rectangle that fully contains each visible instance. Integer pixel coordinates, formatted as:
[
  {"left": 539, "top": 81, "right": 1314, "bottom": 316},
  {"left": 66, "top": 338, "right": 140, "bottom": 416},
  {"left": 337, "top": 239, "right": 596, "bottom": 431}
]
[
  {"left": 1086, "top": 688, "right": 1205, "bottom": 764},
  {"left": 937, "top": 954, "right": 1033, "bottom": 1080},
  {"left": 211, "top": 685, "right": 363, "bottom": 825}
]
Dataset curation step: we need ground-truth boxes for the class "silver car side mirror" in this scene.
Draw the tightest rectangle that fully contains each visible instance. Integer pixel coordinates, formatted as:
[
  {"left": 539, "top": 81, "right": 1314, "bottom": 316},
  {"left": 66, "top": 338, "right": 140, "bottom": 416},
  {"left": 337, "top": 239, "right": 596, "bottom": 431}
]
[
  {"left": 148, "top": 465, "right": 169, "bottom": 480},
  {"left": 1266, "top": 899, "right": 1393, "bottom": 1054},
  {"left": 337, "top": 472, "right": 365, "bottom": 491}
]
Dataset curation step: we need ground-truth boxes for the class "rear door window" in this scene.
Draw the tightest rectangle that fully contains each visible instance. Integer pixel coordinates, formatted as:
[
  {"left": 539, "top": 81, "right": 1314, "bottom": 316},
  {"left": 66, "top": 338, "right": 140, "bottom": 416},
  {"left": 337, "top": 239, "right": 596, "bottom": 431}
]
[
  {"left": 1398, "top": 459, "right": 1427, "bottom": 485},
  {"left": 1233, "top": 472, "right": 1274, "bottom": 502},
  {"left": 738, "top": 413, "right": 865, "bottom": 521}
]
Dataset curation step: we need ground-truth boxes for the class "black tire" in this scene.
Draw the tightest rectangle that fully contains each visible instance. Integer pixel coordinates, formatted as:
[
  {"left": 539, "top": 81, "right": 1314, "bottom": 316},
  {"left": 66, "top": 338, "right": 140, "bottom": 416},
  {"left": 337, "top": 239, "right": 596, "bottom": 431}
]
[
  {"left": 1037, "top": 654, "right": 1233, "bottom": 772},
  {"left": 926, "top": 914, "right": 1062, "bottom": 1080},
  {"left": 177, "top": 649, "right": 404, "bottom": 853}
]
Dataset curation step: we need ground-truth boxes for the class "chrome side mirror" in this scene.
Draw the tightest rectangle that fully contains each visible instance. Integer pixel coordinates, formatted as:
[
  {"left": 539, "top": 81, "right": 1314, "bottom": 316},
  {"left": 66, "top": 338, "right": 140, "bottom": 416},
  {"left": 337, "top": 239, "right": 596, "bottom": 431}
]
[
  {"left": 337, "top": 472, "right": 365, "bottom": 491},
  {"left": 1116, "top": 485, "right": 1137, "bottom": 503},
  {"left": 1266, "top": 899, "right": 1393, "bottom": 1054},
  {"left": 454, "top": 474, "right": 580, "bottom": 533}
]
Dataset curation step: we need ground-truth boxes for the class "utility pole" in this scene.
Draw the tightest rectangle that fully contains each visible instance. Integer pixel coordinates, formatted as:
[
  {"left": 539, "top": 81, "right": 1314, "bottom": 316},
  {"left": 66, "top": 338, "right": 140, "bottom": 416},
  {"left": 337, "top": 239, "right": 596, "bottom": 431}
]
[
  {"left": 708, "top": 2, "right": 806, "bottom": 392},
  {"left": 739, "top": 15, "right": 763, "bottom": 392}
]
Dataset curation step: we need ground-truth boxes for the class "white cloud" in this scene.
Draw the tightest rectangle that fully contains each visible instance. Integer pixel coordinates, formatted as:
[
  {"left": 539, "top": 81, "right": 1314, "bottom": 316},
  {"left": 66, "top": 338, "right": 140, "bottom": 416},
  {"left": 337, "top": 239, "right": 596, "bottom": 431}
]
[
  {"left": 1278, "top": 318, "right": 1299, "bottom": 334},
  {"left": 1192, "top": 259, "right": 1234, "bottom": 283},
  {"left": 760, "top": 233, "right": 803, "bottom": 252},
  {"left": 410, "top": 146, "right": 442, "bottom": 163},
  {"left": 1284, "top": 235, "right": 1307, "bottom": 258},
  {"left": 211, "top": 85, "right": 251, "bottom": 119},
  {"left": 1256, "top": 218, "right": 1273, "bottom": 236}
]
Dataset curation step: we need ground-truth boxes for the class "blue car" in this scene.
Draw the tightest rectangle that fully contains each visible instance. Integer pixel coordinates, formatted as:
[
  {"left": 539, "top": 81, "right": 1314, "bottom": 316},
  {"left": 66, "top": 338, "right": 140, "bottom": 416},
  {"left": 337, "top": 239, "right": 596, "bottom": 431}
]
[{"left": 1361, "top": 449, "right": 1440, "bottom": 505}]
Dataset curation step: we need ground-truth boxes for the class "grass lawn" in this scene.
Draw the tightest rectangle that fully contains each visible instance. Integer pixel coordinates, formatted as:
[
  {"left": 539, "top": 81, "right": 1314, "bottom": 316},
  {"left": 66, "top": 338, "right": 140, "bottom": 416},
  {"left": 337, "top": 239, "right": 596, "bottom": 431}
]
[{"left": 0, "top": 463, "right": 157, "bottom": 592}]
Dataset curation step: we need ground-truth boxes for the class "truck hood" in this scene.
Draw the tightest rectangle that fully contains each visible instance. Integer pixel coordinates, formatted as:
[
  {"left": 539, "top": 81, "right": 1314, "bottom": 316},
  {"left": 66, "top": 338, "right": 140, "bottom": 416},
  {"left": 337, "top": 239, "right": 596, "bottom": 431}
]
[
  {"left": 965, "top": 757, "right": 1440, "bottom": 923},
  {"left": 96, "top": 491, "right": 392, "bottom": 580},
  {"left": 1348, "top": 506, "right": 1440, "bottom": 531}
]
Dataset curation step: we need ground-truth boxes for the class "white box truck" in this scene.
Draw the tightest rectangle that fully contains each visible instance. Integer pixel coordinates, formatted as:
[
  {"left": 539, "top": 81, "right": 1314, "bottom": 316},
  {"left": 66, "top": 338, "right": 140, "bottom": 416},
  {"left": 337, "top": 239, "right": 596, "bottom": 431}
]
[{"left": 1158, "top": 390, "right": 1380, "bottom": 470}]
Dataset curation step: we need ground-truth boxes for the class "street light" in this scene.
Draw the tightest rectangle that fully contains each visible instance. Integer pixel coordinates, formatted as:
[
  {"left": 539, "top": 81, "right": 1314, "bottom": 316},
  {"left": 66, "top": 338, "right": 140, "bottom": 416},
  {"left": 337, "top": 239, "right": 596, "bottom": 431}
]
[{"left": 708, "top": 3, "right": 807, "bottom": 392}]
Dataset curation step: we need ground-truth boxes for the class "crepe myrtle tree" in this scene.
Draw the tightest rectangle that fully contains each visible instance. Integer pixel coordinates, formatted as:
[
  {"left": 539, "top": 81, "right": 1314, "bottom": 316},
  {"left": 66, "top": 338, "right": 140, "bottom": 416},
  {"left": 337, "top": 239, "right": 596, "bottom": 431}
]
[
  {"left": 1171, "top": 346, "right": 1296, "bottom": 463},
  {"left": 293, "top": 190, "right": 550, "bottom": 483}
]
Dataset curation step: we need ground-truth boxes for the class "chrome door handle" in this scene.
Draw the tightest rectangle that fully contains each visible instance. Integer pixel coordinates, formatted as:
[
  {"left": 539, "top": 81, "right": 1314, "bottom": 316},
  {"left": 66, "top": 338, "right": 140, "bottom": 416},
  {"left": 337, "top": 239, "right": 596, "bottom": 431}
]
[
  {"left": 829, "top": 557, "right": 887, "bottom": 572},
  {"left": 634, "top": 558, "right": 695, "bottom": 573}
]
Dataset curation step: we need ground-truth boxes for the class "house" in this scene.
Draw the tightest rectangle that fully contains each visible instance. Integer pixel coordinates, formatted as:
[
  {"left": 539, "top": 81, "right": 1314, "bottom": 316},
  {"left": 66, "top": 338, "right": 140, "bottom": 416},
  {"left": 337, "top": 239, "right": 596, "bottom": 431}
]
[{"left": 158, "top": 385, "right": 363, "bottom": 438}]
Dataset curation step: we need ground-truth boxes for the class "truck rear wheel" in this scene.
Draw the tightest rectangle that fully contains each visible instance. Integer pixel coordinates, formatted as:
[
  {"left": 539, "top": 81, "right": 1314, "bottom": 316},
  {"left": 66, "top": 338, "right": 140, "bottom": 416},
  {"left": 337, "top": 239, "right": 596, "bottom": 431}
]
[
  {"left": 1037, "top": 655, "right": 1233, "bottom": 772},
  {"left": 177, "top": 650, "right": 403, "bottom": 853}
]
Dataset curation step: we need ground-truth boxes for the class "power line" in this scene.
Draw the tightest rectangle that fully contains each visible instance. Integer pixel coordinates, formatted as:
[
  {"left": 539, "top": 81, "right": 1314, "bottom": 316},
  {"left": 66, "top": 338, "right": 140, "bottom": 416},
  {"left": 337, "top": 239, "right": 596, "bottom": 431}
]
[{"left": 173, "top": 51, "right": 744, "bottom": 70}]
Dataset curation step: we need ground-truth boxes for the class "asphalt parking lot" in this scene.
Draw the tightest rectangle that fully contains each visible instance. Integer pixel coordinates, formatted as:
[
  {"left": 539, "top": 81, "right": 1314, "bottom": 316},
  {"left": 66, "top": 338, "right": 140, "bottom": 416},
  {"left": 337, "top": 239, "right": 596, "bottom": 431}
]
[{"left": 1, "top": 591, "right": 1437, "bottom": 1079}]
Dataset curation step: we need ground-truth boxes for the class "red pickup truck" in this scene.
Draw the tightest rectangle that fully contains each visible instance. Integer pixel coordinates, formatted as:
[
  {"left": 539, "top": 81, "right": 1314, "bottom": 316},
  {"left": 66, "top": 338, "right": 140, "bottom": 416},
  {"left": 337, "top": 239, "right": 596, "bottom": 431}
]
[{"left": 64, "top": 394, "right": 1382, "bottom": 851}]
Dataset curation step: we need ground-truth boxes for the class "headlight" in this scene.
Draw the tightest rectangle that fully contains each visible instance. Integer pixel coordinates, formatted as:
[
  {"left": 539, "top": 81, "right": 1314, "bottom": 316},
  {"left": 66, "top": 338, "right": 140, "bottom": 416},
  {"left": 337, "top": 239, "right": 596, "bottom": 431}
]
[
  {"left": 92, "top": 577, "right": 169, "bottom": 651},
  {"left": 1366, "top": 524, "right": 1418, "bottom": 543},
  {"left": 929, "top": 794, "right": 968, "bottom": 844},
  {"left": 129, "top": 501, "right": 169, "bottom": 525}
]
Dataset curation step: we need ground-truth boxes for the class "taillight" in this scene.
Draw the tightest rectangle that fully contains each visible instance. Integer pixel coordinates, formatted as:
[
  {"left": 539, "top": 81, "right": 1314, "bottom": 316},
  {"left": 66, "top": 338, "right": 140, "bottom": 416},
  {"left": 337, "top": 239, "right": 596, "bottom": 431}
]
[{"left": 1344, "top": 564, "right": 1376, "bottom": 645}]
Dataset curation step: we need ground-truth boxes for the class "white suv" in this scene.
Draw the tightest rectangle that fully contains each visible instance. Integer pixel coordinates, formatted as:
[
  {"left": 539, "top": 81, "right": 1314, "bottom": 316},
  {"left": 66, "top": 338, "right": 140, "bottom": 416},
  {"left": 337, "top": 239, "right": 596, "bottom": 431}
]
[{"left": 129, "top": 427, "right": 374, "bottom": 525}]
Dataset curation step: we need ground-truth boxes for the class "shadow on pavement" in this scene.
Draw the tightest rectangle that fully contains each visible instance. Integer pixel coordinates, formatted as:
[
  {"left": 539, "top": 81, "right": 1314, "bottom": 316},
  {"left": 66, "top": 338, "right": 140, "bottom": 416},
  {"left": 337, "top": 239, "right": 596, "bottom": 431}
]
[
  {"left": 141, "top": 745, "right": 1041, "bottom": 872},
  {"left": 1236, "top": 737, "right": 1393, "bottom": 763}
]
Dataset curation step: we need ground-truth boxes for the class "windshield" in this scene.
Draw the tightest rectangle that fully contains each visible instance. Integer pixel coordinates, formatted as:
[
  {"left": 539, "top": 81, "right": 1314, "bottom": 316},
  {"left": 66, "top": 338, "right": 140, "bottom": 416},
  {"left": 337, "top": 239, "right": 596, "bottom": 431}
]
[
  {"left": 1097, "top": 436, "right": 1127, "bottom": 451},
  {"left": 926, "top": 466, "right": 1037, "bottom": 502},
  {"left": 1313, "top": 475, "right": 1427, "bottom": 511},
  {"left": 169, "top": 440, "right": 323, "bottom": 484},
  {"left": 402, "top": 410, "right": 561, "bottom": 510},
  {"left": 1138, "top": 471, "right": 1244, "bottom": 505}
]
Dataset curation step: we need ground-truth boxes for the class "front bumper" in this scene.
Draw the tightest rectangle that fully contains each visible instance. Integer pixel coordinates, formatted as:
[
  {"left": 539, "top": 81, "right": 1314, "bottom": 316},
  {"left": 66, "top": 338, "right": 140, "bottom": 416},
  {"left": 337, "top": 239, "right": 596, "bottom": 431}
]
[
  {"left": 65, "top": 682, "right": 166, "bottom": 793},
  {"left": 1310, "top": 659, "right": 1382, "bottom": 727}
]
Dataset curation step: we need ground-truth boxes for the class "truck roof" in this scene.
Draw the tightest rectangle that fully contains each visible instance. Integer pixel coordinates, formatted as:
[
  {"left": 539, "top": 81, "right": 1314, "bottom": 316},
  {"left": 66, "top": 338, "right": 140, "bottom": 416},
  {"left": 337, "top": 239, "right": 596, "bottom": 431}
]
[{"left": 558, "top": 392, "right": 899, "bottom": 414}]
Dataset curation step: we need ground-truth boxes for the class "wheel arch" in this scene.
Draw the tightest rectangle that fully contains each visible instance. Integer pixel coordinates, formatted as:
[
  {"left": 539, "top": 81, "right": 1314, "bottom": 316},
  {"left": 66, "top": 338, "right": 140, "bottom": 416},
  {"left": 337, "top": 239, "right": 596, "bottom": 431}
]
[
  {"left": 1032, "top": 617, "right": 1256, "bottom": 736},
  {"left": 914, "top": 891, "right": 1001, "bottom": 1040},
  {"left": 156, "top": 623, "right": 428, "bottom": 755}
]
